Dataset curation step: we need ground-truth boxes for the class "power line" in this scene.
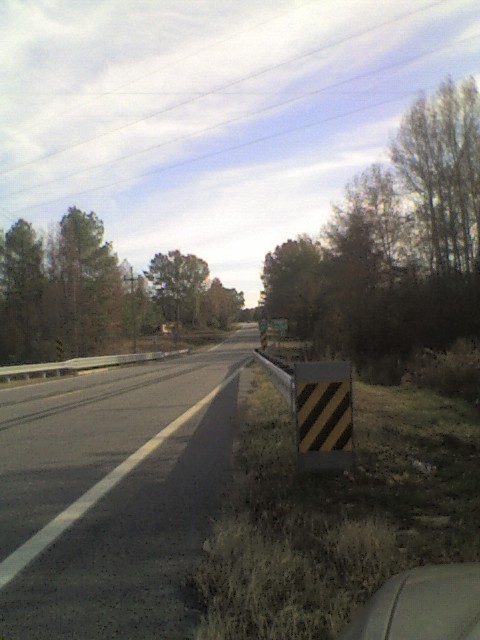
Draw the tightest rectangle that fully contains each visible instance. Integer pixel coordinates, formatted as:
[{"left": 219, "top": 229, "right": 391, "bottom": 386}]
[
  {"left": 6, "top": 93, "right": 415, "bottom": 216},
  {"left": 1, "top": 0, "right": 455, "bottom": 177},
  {"left": 5, "top": 0, "right": 319, "bottom": 137},
  {"left": 0, "top": 90, "right": 418, "bottom": 96},
  {"left": 7, "top": 33, "right": 478, "bottom": 199},
  {"left": 0, "top": 205, "right": 19, "bottom": 227}
]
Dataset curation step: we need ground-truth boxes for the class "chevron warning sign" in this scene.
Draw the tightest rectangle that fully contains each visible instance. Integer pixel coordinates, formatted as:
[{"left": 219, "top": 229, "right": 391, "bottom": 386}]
[
  {"left": 295, "top": 362, "right": 353, "bottom": 471},
  {"left": 56, "top": 339, "right": 64, "bottom": 361},
  {"left": 258, "top": 319, "right": 268, "bottom": 350}
]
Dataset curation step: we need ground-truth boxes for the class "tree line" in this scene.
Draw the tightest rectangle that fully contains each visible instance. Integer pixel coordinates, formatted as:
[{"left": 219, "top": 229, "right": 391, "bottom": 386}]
[
  {"left": 0, "top": 207, "right": 244, "bottom": 364},
  {"left": 261, "top": 76, "right": 480, "bottom": 382}
]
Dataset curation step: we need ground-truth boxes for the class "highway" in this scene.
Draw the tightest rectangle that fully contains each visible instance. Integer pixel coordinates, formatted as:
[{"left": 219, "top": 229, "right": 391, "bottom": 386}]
[{"left": 0, "top": 326, "right": 257, "bottom": 639}]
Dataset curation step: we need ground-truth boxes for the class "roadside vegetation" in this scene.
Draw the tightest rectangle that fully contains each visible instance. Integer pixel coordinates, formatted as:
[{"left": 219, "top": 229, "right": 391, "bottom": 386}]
[
  {"left": 260, "top": 76, "right": 480, "bottom": 399},
  {"left": 193, "top": 365, "right": 480, "bottom": 639},
  {"left": 0, "top": 209, "right": 245, "bottom": 365}
]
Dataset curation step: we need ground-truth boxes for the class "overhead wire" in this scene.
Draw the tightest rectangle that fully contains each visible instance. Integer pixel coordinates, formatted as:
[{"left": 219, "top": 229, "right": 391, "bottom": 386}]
[
  {"left": 0, "top": 205, "right": 19, "bottom": 227},
  {"left": 1, "top": 0, "right": 456, "bottom": 177},
  {"left": 0, "top": 90, "right": 421, "bottom": 96},
  {"left": 7, "top": 32, "right": 479, "bottom": 199},
  {"left": 3, "top": 0, "right": 319, "bottom": 136},
  {"left": 6, "top": 93, "right": 423, "bottom": 215}
]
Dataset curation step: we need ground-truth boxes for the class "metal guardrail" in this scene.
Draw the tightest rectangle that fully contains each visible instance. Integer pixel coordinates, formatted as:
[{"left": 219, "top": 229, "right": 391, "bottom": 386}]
[
  {"left": 253, "top": 349, "right": 295, "bottom": 410},
  {"left": 0, "top": 349, "right": 189, "bottom": 383}
]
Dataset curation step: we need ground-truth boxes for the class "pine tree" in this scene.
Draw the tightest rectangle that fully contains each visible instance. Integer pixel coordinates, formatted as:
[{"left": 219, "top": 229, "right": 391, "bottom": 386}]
[
  {"left": 52, "top": 207, "right": 123, "bottom": 357},
  {"left": 0, "top": 219, "right": 46, "bottom": 363}
]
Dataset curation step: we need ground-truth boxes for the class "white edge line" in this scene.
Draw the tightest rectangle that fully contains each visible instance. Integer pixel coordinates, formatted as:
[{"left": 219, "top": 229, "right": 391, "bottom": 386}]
[{"left": 0, "top": 361, "right": 250, "bottom": 591}]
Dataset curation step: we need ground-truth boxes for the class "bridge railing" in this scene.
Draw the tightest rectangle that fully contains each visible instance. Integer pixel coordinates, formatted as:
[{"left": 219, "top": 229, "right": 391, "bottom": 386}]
[
  {"left": 252, "top": 349, "right": 295, "bottom": 411},
  {"left": 0, "top": 349, "right": 189, "bottom": 383}
]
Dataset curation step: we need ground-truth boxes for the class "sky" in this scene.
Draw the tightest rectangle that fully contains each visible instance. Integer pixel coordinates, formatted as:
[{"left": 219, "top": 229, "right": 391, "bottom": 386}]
[{"left": 1, "top": 0, "right": 479, "bottom": 307}]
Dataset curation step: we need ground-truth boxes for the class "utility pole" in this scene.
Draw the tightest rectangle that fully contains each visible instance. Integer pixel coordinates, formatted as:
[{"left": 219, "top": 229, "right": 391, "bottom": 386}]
[{"left": 124, "top": 266, "right": 137, "bottom": 353}]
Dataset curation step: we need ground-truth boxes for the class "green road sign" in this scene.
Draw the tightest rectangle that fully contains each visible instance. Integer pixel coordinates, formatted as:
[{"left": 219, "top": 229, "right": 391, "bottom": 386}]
[
  {"left": 258, "top": 319, "right": 268, "bottom": 331},
  {"left": 271, "top": 318, "right": 288, "bottom": 337}
]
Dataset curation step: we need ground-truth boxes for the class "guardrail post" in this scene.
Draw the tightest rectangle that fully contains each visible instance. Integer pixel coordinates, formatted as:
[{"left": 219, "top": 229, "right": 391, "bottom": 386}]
[{"left": 294, "top": 361, "right": 353, "bottom": 472}]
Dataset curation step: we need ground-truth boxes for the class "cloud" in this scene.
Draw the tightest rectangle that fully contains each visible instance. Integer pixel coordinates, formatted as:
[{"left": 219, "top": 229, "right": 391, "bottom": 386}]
[
  {"left": 112, "top": 141, "right": 388, "bottom": 306},
  {"left": 1, "top": 0, "right": 479, "bottom": 308}
]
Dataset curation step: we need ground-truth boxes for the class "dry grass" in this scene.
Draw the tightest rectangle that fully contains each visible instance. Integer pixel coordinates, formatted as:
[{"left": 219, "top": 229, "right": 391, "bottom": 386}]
[
  {"left": 106, "top": 327, "right": 231, "bottom": 356},
  {"left": 193, "top": 367, "right": 480, "bottom": 639}
]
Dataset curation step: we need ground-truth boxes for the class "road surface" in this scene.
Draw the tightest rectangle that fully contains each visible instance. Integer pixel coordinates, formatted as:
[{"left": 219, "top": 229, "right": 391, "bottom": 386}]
[{"left": 0, "top": 326, "right": 257, "bottom": 639}]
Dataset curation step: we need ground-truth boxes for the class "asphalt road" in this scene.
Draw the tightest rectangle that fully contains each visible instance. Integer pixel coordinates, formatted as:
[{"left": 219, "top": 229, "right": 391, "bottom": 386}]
[{"left": 0, "top": 326, "right": 257, "bottom": 639}]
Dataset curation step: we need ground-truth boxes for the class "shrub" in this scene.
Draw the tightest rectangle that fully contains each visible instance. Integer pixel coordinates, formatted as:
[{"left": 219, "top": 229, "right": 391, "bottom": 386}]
[{"left": 406, "top": 338, "right": 480, "bottom": 403}]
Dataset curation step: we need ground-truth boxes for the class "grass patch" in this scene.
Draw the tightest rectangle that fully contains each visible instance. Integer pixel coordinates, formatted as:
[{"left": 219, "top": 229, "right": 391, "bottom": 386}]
[
  {"left": 107, "top": 327, "right": 231, "bottom": 355},
  {"left": 193, "top": 367, "right": 480, "bottom": 639}
]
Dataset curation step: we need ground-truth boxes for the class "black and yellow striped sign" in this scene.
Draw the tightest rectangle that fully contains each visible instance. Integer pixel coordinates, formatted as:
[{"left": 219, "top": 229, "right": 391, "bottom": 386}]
[
  {"left": 258, "top": 320, "right": 268, "bottom": 350},
  {"left": 260, "top": 330, "right": 268, "bottom": 350},
  {"left": 295, "top": 362, "right": 353, "bottom": 471},
  {"left": 56, "top": 338, "right": 64, "bottom": 361}
]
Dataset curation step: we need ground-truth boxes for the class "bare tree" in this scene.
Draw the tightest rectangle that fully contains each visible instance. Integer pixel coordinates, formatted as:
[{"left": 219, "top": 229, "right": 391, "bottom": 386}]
[{"left": 391, "top": 76, "right": 480, "bottom": 275}]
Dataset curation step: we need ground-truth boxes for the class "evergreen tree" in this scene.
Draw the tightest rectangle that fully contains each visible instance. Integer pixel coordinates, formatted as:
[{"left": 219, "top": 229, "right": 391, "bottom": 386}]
[
  {"left": 261, "top": 237, "right": 324, "bottom": 338},
  {"left": 203, "top": 278, "right": 244, "bottom": 329},
  {"left": 145, "top": 250, "right": 210, "bottom": 331},
  {"left": 0, "top": 219, "right": 46, "bottom": 363},
  {"left": 52, "top": 207, "right": 123, "bottom": 357}
]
